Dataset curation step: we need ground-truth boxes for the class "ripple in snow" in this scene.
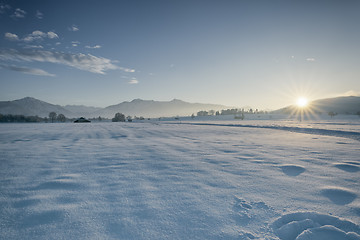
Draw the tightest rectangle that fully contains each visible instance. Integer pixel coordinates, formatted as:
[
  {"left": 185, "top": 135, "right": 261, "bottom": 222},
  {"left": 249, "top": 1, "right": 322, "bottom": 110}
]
[{"left": 272, "top": 212, "right": 360, "bottom": 240}]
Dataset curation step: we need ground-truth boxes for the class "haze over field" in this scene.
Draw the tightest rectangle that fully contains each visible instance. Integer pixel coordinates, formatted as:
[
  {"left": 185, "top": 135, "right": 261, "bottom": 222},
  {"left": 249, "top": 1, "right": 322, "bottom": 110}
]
[{"left": 1, "top": 95, "right": 360, "bottom": 119}]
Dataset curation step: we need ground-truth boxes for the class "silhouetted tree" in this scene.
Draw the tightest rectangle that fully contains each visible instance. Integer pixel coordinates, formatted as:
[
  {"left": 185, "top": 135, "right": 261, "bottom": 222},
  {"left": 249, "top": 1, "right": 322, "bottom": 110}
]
[
  {"left": 0, "top": 114, "right": 43, "bottom": 123},
  {"left": 221, "top": 109, "right": 239, "bottom": 115},
  {"left": 197, "top": 111, "right": 208, "bottom": 116},
  {"left": 49, "top": 112, "right": 57, "bottom": 123},
  {"left": 57, "top": 114, "right": 66, "bottom": 122},
  {"left": 234, "top": 113, "right": 245, "bottom": 120},
  {"left": 328, "top": 111, "right": 337, "bottom": 118},
  {"left": 112, "top": 113, "right": 125, "bottom": 122}
]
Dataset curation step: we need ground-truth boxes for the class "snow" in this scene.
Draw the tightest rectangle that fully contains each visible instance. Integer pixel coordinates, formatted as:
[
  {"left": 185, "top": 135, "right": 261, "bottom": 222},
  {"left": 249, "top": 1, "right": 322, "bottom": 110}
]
[{"left": 0, "top": 117, "right": 359, "bottom": 239}]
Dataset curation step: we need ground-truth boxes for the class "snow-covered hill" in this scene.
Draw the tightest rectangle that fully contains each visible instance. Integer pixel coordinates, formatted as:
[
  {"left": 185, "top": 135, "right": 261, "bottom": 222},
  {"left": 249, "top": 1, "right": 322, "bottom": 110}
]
[
  {"left": 275, "top": 96, "right": 360, "bottom": 115},
  {"left": 96, "top": 98, "right": 227, "bottom": 118},
  {"left": 0, "top": 97, "right": 73, "bottom": 117}
]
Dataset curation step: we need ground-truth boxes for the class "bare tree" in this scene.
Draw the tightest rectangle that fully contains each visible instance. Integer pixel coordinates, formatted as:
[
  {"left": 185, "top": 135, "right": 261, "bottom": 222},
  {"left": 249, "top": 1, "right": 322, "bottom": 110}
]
[
  {"left": 49, "top": 112, "right": 57, "bottom": 123},
  {"left": 328, "top": 111, "right": 337, "bottom": 118}
]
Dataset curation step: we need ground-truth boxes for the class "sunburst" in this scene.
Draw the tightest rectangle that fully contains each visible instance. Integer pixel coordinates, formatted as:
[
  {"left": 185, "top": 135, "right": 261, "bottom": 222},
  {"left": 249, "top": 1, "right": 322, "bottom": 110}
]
[{"left": 296, "top": 97, "right": 308, "bottom": 108}]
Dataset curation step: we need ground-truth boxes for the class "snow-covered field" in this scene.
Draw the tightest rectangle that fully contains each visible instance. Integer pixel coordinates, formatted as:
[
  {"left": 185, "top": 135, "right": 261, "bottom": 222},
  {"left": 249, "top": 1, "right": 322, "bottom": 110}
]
[{"left": 0, "top": 119, "right": 359, "bottom": 239}]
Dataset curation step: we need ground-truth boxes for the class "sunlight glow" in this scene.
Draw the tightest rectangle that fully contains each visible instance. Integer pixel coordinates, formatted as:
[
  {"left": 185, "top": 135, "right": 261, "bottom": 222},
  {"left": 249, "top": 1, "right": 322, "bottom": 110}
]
[{"left": 296, "top": 97, "right": 308, "bottom": 108}]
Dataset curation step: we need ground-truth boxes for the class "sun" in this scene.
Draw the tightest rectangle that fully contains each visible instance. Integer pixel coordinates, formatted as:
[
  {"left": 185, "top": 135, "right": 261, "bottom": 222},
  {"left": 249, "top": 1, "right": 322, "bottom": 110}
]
[{"left": 296, "top": 97, "right": 308, "bottom": 108}]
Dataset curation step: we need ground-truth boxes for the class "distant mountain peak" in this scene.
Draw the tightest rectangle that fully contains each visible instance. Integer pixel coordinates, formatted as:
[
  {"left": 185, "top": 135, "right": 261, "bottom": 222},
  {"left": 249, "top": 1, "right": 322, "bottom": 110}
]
[
  {"left": 171, "top": 98, "right": 184, "bottom": 103},
  {"left": 131, "top": 98, "right": 145, "bottom": 103},
  {"left": 18, "top": 97, "right": 39, "bottom": 101}
]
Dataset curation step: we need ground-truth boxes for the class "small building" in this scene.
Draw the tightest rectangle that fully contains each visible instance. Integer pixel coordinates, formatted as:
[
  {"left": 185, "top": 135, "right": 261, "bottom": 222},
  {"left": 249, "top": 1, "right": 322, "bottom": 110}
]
[{"left": 74, "top": 117, "right": 91, "bottom": 123}]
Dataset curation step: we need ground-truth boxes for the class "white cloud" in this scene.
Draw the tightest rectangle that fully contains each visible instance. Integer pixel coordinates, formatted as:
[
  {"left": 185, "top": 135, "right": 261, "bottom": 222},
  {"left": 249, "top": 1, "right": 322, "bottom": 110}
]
[
  {"left": 12, "top": 8, "right": 26, "bottom": 18},
  {"left": 47, "top": 31, "right": 58, "bottom": 39},
  {"left": 85, "top": 45, "right": 102, "bottom": 49},
  {"left": 35, "top": 10, "right": 43, "bottom": 19},
  {"left": 69, "top": 25, "right": 79, "bottom": 32},
  {"left": 4, "top": 32, "right": 19, "bottom": 41},
  {"left": 306, "top": 58, "right": 315, "bottom": 62},
  {"left": 22, "top": 30, "right": 58, "bottom": 42},
  {"left": 128, "top": 78, "right": 139, "bottom": 84},
  {"left": 0, "top": 48, "right": 133, "bottom": 74},
  {"left": 0, "top": 64, "right": 55, "bottom": 77}
]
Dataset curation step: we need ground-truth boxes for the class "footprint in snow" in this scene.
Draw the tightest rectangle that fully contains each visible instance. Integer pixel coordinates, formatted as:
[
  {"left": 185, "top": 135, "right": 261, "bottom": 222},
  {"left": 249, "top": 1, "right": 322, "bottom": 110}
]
[
  {"left": 334, "top": 163, "right": 360, "bottom": 173},
  {"left": 280, "top": 165, "right": 306, "bottom": 177},
  {"left": 271, "top": 212, "right": 360, "bottom": 240},
  {"left": 321, "top": 187, "right": 357, "bottom": 205},
  {"left": 233, "top": 196, "right": 272, "bottom": 226}
]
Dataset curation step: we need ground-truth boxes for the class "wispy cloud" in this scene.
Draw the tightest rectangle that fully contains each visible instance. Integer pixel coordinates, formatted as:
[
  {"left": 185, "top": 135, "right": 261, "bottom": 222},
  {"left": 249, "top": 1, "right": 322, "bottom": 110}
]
[
  {"left": 341, "top": 90, "right": 360, "bottom": 97},
  {"left": 128, "top": 78, "right": 139, "bottom": 84},
  {"left": 4, "top": 32, "right": 19, "bottom": 41},
  {"left": 0, "top": 64, "right": 55, "bottom": 77},
  {"left": 72, "top": 41, "right": 80, "bottom": 47},
  {"left": 0, "top": 49, "right": 134, "bottom": 74},
  {"left": 119, "top": 67, "right": 135, "bottom": 73},
  {"left": 306, "top": 58, "right": 315, "bottom": 62},
  {"left": 5, "top": 30, "right": 59, "bottom": 43},
  {"left": 69, "top": 25, "right": 79, "bottom": 32},
  {"left": 11, "top": 8, "right": 26, "bottom": 18},
  {"left": 23, "top": 45, "right": 44, "bottom": 49},
  {"left": 85, "top": 45, "right": 102, "bottom": 49},
  {"left": 35, "top": 10, "right": 43, "bottom": 19},
  {"left": 0, "top": 3, "right": 11, "bottom": 14}
]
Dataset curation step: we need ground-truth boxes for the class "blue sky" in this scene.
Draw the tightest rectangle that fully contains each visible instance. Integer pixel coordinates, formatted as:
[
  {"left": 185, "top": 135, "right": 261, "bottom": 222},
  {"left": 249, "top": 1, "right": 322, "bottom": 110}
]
[{"left": 0, "top": 0, "right": 359, "bottom": 109}]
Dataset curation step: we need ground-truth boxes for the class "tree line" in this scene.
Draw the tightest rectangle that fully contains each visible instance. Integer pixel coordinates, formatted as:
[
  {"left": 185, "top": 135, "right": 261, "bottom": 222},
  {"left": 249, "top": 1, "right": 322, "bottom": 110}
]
[
  {"left": 196, "top": 108, "right": 268, "bottom": 117},
  {"left": 112, "top": 113, "right": 148, "bottom": 122},
  {"left": 0, "top": 114, "right": 44, "bottom": 123}
]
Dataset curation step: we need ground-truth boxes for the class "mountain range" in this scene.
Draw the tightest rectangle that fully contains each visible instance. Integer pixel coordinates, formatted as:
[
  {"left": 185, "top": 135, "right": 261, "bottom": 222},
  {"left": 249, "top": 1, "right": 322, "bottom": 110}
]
[
  {"left": 0, "top": 96, "right": 359, "bottom": 119},
  {"left": 0, "top": 97, "right": 228, "bottom": 118}
]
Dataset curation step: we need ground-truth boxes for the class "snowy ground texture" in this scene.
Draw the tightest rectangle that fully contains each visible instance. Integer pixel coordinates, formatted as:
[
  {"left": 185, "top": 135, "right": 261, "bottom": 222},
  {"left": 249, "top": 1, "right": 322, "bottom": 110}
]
[{"left": 0, "top": 118, "right": 360, "bottom": 239}]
